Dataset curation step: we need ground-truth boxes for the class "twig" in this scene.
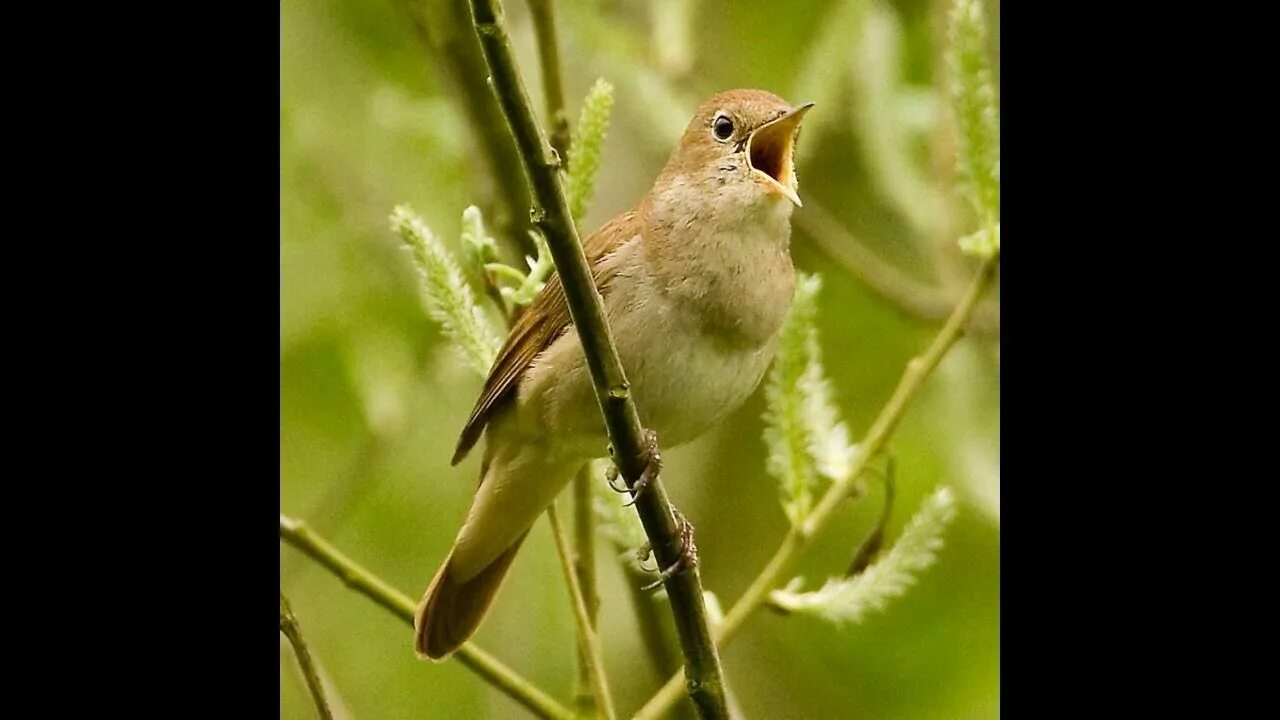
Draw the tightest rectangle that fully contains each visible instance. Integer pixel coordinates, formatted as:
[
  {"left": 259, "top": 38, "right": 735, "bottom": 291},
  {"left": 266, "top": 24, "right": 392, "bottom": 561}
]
[
  {"left": 279, "top": 515, "right": 575, "bottom": 720},
  {"left": 846, "top": 458, "right": 896, "bottom": 577},
  {"left": 634, "top": 253, "right": 1000, "bottom": 720},
  {"left": 547, "top": 502, "right": 617, "bottom": 719},
  {"left": 572, "top": 466, "right": 601, "bottom": 715},
  {"left": 280, "top": 591, "right": 335, "bottom": 720},
  {"left": 620, "top": 562, "right": 685, "bottom": 708},
  {"left": 522, "top": 4, "right": 605, "bottom": 710},
  {"left": 795, "top": 198, "right": 999, "bottom": 335},
  {"left": 465, "top": 1, "right": 728, "bottom": 717},
  {"left": 396, "top": 0, "right": 536, "bottom": 258},
  {"left": 527, "top": 0, "right": 571, "bottom": 164}
]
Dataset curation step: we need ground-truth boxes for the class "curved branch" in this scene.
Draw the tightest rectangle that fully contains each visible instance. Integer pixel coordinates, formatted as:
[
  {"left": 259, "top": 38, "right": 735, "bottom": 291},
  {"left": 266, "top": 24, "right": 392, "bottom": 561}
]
[
  {"left": 465, "top": 1, "right": 728, "bottom": 716},
  {"left": 280, "top": 515, "right": 575, "bottom": 720},
  {"left": 795, "top": 199, "right": 1000, "bottom": 335},
  {"left": 280, "top": 591, "right": 335, "bottom": 720},
  {"left": 634, "top": 254, "right": 1000, "bottom": 720}
]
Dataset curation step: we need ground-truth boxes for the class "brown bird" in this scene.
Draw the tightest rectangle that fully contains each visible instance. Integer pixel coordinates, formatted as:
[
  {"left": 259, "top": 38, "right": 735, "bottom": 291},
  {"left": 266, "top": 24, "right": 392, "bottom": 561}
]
[{"left": 415, "top": 89, "right": 813, "bottom": 660}]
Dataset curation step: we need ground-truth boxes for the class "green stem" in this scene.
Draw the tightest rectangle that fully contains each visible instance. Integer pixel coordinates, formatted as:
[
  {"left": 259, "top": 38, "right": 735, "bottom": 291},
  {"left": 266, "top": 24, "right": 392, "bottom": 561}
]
[
  {"left": 847, "top": 459, "right": 896, "bottom": 577},
  {"left": 280, "top": 515, "right": 575, "bottom": 720},
  {"left": 280, "top": 591, "right": 335, "bottom": 720},
  {"left": 572, "top": 466, "right": 601, "bottom": 716},
  {"left": 396, "top": 0, "right": 536, "bottom": 258},
  {"left": 634, "top": 254, "right": 1000, "bottom": 720},
  {"left": 525, "top": 3, "right": 605, "bottom": 710},
  {"left": 547, "top": 502, "right": 617, "bottom": 719},
  {"left": 794, "top": 198, "right": 999, "bottom": 335},
  {"left": 466, "top": 1, "right": 728, "bottom": 717},
  {"left": 486, "top": 262, "right": 532, "bottom": 284},
  {"left": 621, "top": 560, "right": 682, "bottom": 683},
  {"left": 527, "top": 0, "right": 571, "bottom": 165}
]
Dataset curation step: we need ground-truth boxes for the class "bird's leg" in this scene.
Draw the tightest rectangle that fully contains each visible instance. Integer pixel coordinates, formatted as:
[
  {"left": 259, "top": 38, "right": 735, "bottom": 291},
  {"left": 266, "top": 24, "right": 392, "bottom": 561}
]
[
  {"left": 622, "top": 429, "right": 662, "bottom": 507},
  {"left": 642, "top": 507, "right": 698, "bottom": 591}
]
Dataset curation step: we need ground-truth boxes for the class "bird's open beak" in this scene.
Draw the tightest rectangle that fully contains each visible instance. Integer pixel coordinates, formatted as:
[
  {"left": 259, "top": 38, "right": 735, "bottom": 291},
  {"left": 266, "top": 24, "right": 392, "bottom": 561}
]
[{"left": 747, "top": 101, "right": 814, "bottom": 207}]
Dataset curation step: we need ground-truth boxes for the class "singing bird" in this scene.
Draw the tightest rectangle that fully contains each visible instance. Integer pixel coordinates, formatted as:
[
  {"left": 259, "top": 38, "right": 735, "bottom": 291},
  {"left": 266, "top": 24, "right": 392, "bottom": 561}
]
[{"left": 415, "top": 89, "right": 813, "bottom": 659}]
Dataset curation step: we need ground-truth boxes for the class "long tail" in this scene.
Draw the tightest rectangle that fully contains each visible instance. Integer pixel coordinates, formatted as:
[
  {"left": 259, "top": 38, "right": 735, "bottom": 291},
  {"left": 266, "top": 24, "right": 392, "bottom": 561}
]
[
  {"left": 414, "top": 530, "right": 529, "bottom": 660},
  {"left": 415, "top": 440, "right": 577, "bottom": 660}
]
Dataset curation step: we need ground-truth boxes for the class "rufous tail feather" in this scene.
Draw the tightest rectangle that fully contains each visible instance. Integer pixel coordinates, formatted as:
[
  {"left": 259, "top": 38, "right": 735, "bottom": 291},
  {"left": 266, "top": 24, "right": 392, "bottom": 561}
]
[{"left": 414, "top": 531, "right": 529, "bottom": 660}]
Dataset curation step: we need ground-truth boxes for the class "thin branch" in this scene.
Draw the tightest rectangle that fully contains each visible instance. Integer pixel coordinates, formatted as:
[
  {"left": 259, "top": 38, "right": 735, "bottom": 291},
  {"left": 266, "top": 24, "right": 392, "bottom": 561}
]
[
  {"left": 527, "top": 0, "right": 571, "bottom": 164},
  {"left": 546, "top": 502, "right": 617, "bottom": 719},
  {"left": 279, "top": 515, "right": 575, "bottom": 720},
  {"left": 795, "top": 198, "right": 999, "bottom": 335},
  {"left": 466, "top": 1, "right": 728, "bottom": 718},
  {"left": 522, "top": 5, "right": 606, "bottom": 710},
  {"left": 572, "top": 466, "right": 601, "bottom": 716},
  {"left": 847, "top": 459, "right": 895, "bottom": 577},
  {"left": 280, "top": 591, "right": 336, "bottom": 720},
  {"left": 396, "top": 0, "right": 536, "bottom": 258},
  {"left": 634, "top": 253, "right": 1000, "bottom": 720}
]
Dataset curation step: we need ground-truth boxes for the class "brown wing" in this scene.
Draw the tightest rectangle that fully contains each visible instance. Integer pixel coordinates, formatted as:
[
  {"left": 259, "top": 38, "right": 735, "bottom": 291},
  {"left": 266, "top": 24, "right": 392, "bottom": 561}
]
[{"left": 451, "top": 210, "right": 640, "bottom": 465}]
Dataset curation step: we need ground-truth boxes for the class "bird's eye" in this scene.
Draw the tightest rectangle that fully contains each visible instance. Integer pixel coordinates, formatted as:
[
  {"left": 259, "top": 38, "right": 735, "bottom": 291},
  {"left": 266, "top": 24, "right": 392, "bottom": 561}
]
[{"left": 712, "top": 113, "right": 734, "bottom": 141}]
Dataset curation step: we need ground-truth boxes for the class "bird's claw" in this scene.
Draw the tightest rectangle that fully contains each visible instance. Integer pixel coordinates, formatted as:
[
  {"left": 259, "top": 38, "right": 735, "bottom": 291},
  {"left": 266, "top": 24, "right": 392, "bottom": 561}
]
[
  {"left": 635, "top": 543, "right": 656, "bottom": 573},
  {"left": 605, "top": 464, "right": 629, "bottom": 494},
  {"left": 623, "top": 429, "right": 662, "bottom": 507},
  {"left": 641, "top": 508, "right": 698, "bottom": 591}
]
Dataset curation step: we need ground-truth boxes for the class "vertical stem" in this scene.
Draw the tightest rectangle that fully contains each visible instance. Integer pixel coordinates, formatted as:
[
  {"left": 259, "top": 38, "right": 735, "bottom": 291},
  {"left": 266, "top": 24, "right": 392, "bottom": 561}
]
[
  {"left": 397, "top": 0, "right": 536, "bottom": 258},
  {"left": 621, "top": 562, "right": 683, "bottom": 688},
  {"left": 525, "top": 3, "right": 602, "bottom": 703},
  {"left": 572, "top": 466, "right": 601, "bottom": 716},
  {"left": 547, "top": 502, "right": 618, "bottom": 720},
  {"left": 466, "top": 1, "right": 728, "bottom": 717},
  {"left": 527, "top": 0, "right": 572, "bottom": 165},
  {"left": 280, "top": 591, "right": 335, "bottom": 720}
]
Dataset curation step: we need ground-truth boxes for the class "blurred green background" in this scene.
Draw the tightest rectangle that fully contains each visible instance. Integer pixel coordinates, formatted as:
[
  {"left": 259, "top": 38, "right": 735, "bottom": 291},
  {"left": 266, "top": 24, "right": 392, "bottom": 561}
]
[{"left": 280, "top": 0, "right": 999, "bottom": 718}]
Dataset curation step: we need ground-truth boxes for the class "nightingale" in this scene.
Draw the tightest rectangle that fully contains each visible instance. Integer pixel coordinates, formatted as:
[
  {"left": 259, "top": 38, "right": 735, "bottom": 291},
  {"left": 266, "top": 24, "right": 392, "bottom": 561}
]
[{"left": 415, "top": 89, "right": 813, "bottom": 660}]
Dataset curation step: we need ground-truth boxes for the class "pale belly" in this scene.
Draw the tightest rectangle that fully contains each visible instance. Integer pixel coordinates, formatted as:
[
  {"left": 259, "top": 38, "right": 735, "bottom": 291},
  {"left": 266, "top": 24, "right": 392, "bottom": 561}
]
[{"left": 515, "top": 241, "right": 792, "bottom": 462}]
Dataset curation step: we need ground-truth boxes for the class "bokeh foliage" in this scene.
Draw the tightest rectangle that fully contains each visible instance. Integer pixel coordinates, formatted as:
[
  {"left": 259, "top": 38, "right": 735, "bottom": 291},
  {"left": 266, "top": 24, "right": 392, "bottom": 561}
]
[{"left": 281, "top": 0, "right": 999, "bottom": 717}]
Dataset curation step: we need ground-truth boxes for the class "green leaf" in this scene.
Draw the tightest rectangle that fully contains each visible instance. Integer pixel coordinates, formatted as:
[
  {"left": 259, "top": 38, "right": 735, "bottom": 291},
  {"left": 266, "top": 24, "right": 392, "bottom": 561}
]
[
  {"left": 566, "top": 79, "right": 615, "bottom": 222},
  {"left": 460, "top": 205, "right": 499, "bottom": 282},
  {"left": 507, "top": 230, "right": 553, "bottom": 306},
  {"left": 763, "top": 274, "right": 856, "bottom": 525},
  {"left": 390, "top": 204, "right": 501, "bottom": 376},
  {"left": 949, "top": 0, "right": 1000, "bottom": 222},
  {"left": 770, "top": 487, "right": 958, "bottom": 625}
]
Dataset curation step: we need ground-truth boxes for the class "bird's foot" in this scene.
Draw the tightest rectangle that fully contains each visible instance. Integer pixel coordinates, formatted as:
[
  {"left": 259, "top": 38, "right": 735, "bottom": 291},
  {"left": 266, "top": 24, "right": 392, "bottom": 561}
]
[
  {"left": 622, "top": 429, "right": 662, "bottom": 507},
  {"left": 605, "top": 464, "right": 629, "bottom": 493},
  {"left": 641, "top": 508, "right": 698, "bottom": 591}
]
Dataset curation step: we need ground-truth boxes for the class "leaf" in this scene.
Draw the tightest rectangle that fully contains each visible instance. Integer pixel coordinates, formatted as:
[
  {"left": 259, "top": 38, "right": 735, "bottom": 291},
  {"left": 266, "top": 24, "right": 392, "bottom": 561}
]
[
  {"left": 763, "top": 274, "right": 857, "bottom": 524},
  {"left": 566, "top": 79, "right": 615, "bottom": 222},
  {"left": 390, "top": 204, "right": 501, "bottom": 376},
  {"left": 949, "top": 0, "right": 1000, "bottom": 223},
  {"left": 770, "top": 487, "right": 958, "bottom": 625}
]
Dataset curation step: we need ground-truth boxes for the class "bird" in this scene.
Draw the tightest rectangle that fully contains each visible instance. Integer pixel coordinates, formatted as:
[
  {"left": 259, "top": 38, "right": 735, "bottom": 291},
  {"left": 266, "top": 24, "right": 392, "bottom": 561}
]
[{"left": 415, "top": 89, "right": 813, "bottom": 660}]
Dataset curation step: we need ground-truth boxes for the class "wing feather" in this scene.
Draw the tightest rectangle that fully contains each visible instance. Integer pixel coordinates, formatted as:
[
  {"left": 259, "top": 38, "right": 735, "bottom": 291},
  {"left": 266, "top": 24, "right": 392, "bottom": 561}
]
[{"left": 451, "top": 210, "right": 639, "bottom": 465}]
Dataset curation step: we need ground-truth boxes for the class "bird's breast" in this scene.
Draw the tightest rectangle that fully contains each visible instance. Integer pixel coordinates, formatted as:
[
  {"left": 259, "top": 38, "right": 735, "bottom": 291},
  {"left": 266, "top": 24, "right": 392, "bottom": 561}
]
[
  {"left": 647, "top": 203, "right": 796, "bottom": 348},
  {"left": 515, "top": 205, "right": 797, "bottom": 458}
]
